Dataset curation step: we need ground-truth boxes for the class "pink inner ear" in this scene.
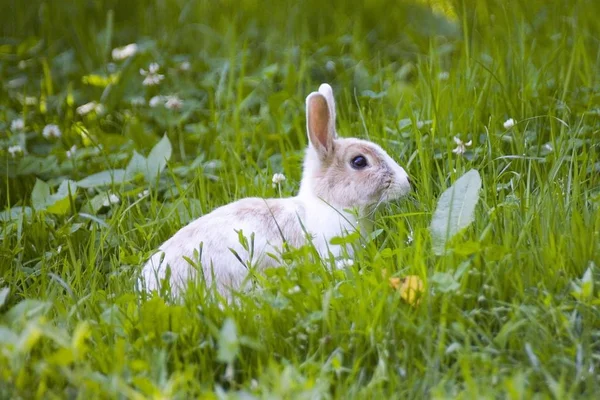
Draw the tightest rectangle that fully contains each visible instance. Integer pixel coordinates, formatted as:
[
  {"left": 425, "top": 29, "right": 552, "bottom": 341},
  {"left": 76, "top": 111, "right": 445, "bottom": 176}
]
[{"left": 309, "top": 95, "right": 330, "bottom": 150}]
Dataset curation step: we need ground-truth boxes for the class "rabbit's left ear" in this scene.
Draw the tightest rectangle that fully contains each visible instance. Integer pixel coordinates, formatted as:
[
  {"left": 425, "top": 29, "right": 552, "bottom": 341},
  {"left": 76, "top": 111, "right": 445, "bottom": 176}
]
[{"left": 318, "top": 83, "right": 337, "bottom": 138}]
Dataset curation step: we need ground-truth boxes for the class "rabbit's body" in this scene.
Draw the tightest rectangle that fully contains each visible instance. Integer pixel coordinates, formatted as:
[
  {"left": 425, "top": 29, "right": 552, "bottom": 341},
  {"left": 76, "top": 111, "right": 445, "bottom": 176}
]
[
  {"left": 140, "top": 84, "right": 411, "bottom": 296},
  {"left": 141, "top": 194, "right": 360, "bottom": 294}
]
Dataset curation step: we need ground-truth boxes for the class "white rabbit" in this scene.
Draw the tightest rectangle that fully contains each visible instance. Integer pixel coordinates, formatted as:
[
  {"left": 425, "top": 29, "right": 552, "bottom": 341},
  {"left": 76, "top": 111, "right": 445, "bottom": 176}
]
[{"left": 140, "top": 83, "right": 411, "bottom": 296}]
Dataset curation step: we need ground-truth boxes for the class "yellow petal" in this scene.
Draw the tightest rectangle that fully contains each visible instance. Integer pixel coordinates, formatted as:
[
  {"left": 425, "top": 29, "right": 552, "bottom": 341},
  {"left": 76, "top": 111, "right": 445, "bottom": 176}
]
[{"left": 398, "top": 275, "right": 424, "bottom": 306}]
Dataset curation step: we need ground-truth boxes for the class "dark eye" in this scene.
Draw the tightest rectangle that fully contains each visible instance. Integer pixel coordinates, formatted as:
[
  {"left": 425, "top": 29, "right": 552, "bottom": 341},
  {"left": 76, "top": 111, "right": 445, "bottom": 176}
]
[{"left": 350, "top": 155, "right": 368, "bottom": 169}]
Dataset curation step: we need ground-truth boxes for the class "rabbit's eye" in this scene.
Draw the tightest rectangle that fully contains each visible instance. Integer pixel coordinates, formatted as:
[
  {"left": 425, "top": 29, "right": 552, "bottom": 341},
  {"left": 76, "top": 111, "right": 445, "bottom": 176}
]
[{"left": 350, "top": 155, "right": 368, "bottom": 169}]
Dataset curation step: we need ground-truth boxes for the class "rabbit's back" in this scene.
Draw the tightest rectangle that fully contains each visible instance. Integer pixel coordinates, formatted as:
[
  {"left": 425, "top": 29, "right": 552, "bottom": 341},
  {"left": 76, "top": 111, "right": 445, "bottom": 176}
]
[{"left": 140, "top": 197, "right": 305, "bottom": 294}]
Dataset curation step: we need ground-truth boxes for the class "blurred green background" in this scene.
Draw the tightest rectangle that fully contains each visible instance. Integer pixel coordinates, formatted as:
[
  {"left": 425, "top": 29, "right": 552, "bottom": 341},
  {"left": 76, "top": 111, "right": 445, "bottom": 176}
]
[{"left": 1, "top": 0, "right": 599, "bottom": 398}]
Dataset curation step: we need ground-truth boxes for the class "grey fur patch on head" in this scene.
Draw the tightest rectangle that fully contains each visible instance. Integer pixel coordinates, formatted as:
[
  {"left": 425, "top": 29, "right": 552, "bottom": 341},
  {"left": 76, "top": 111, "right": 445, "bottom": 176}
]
[{"left": 305, "top": 138, "right": 405, "bottom": 210}]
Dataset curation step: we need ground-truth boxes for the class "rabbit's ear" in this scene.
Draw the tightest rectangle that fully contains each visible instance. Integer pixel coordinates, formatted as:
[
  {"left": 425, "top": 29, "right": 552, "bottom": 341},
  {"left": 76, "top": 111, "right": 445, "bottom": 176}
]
[
  {"left": 318, "top": 83, "right": 337, "bottom": 137},
  {"left": 306, "top": 92, "right": 334, "bottom": 158}
]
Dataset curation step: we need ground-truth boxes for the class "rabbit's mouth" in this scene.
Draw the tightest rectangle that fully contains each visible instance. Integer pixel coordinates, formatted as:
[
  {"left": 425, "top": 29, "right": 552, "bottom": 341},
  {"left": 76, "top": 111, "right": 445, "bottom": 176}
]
[{"left": 381, "top": 179, "right": 411, "bottom": 203}]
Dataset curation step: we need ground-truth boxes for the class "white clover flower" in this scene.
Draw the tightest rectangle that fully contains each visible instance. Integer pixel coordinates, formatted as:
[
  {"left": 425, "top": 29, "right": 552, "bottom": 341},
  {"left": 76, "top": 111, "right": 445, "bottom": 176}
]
[
  {"left": 102, "top": 193, "right": 121, "bottom": 207},
  {"left": 452, "top": 136, "right": 472, "bottom": 155},
  {"left": 66, "top": 145, "right": 77, "bottom": 158},
  {"left": 438, "top": 71, "right": 450, "bottom": 81},
  {"left": 42, "top": 124, "right": 62, "bottom": 139},
  {"left": 138, "top": 189, "right": 149, "bottom": 198},
  {"left": 164, "top": 95, "right": 183, "bottom": 110},
  {"left": 10, "top": 118, "right": 24, "bottom": 131},
  {"left": 140, "top": 63, "right": 164, "bottom": 86},
  {"left": 149, "top": 95, "right": 165, "bottom": 108},
  {"left": 503, "top": 118, "right": 516, "bottom": 129},
  {"left": 272, "top": 173, "right": 286, "bottom": 187},
  {"left": 8, "top": 145, "right": 23, "bottom": 157},
  {"left": 111, "top": 43, "right": 138, "bottom": 61},
  {"left": 179, "top": 61, "right": 191, "bottom": 71}
]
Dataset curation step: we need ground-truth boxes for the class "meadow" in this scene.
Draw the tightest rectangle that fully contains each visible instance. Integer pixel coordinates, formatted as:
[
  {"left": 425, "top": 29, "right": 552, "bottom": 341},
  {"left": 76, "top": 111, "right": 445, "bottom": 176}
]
[{"left": 1, "top": 0, "right": 599, "bottom": 398}]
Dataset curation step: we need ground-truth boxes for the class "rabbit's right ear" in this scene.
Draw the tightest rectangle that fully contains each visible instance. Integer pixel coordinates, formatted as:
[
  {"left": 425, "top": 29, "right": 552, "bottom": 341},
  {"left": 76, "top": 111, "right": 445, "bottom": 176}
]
[
  {"left": 306, "top": 92, "right": 335, "bottom": 159},
  {"left": 318, "top": 83, "right": 337, "bottom": 135}
]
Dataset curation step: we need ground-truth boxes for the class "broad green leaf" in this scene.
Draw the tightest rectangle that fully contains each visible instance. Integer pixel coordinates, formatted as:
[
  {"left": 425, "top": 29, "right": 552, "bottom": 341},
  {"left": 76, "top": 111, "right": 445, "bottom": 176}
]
[
  {"left": 77, "top": 169, "right": 128, "bottom": 188},
  {"left": 46, "top": 180, "right": 77, "bottom": 214},
  {"left": 31, "top": 179, "right": 77, "bottom": 214},
  {"left": 430, "top": 169, "right": 482, "bottom": 255},
  {"left": 145, "top": 134, "right": 172, "bottom": 182},
  {"left": 430, "top": 272, "right": 460, "bottom": 293},
  {"left": 31, "top": 179, "right": 51, "bottom": 210},
  {"left": 217, "top": 318, "right": 239, "bottom": 364},
  {"left": 125, "top": 150, "right": 148, "bottom": 180}
]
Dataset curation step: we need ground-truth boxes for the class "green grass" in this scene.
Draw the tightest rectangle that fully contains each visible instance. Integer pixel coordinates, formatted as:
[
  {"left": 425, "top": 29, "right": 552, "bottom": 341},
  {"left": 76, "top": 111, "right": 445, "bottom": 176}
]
[{"left": 1, "top": 0, "right": 600, "bottom": 398}]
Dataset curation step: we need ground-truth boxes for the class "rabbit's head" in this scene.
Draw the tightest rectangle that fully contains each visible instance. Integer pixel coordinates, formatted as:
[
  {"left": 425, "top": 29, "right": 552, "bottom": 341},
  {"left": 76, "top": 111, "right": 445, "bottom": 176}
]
[{"left": 299, "top": 83, "right": 411, "bottom": 211}]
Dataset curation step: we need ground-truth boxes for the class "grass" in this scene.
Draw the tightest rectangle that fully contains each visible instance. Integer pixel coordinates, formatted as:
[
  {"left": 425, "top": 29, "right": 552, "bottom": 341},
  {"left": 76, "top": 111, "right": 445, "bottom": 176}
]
[{"left": 1, "top": 0, "right": 599, "bottom": 397}]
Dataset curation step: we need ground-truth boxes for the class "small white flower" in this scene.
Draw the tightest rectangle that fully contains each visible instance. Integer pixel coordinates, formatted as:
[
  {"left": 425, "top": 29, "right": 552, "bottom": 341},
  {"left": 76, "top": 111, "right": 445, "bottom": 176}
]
[
  {"left": 452, "top": 136, "right": 472, "bottom": 155},
  {"left": 149, "top": 63, "right": 160, "bottom": 74},
  {"left": 8, "top": 145, "right": 23, "bottom": 157},
  {"left": 438, "top": 71, "right": 450, "bottom": 81},
  {"left": 10, "top": 118, "right": 24, "bottom": 131},
  {"left": 272, "top": 173, "right": 286, "bottom": 187},
  {"left": 102, "top": 193, "right": 121, "bottom": 207},
  {"left": 66, "top": 145, "right": 77, "bottom": 158},
  {"left": 288, "top": 285, "right": 301, "bottom": 294},
  {"left": 164, "top": 95, "right": 183, "bottom": 110},
  {"left": 503, "top": 118, "right": 516, "bottom": 129},
  {"left": 179, "top": 61, "right": 191, "bottom": 71},
  {"left": 406, "top": 230, "right": 414, "bottom": 245},
  {"left": 111, "top": 43, "right": 138, "bottom": 60},
  {"left": 140, "top": 63, "right": 164, "bottom": 86},
  {"left": 149, "top": 95, "right": 165, "bottom": 108},
  {"left": 42, "top": 124, "right": 62, "bottom": 139},
  {"left": 138, "top": 189, "right": 149, "bottom": 198}
]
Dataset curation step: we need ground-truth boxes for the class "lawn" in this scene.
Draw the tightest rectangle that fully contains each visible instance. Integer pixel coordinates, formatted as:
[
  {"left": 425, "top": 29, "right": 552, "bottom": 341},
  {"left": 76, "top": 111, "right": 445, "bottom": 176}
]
[{"left": 1, "top": 0, "right": 599, "bottom": 398}]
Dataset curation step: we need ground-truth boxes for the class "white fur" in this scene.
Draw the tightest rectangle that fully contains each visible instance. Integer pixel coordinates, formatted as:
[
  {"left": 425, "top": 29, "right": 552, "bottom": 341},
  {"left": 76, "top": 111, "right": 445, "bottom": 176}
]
[{"left": 139, "top": 83, "right": 411, "bottom": 297}]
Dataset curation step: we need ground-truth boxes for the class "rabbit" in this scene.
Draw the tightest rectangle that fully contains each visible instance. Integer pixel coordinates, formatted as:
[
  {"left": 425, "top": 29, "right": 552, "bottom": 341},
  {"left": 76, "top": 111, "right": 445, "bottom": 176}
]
[{"left": 139, "top": 83, "right": 412, "bottom": 296}]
